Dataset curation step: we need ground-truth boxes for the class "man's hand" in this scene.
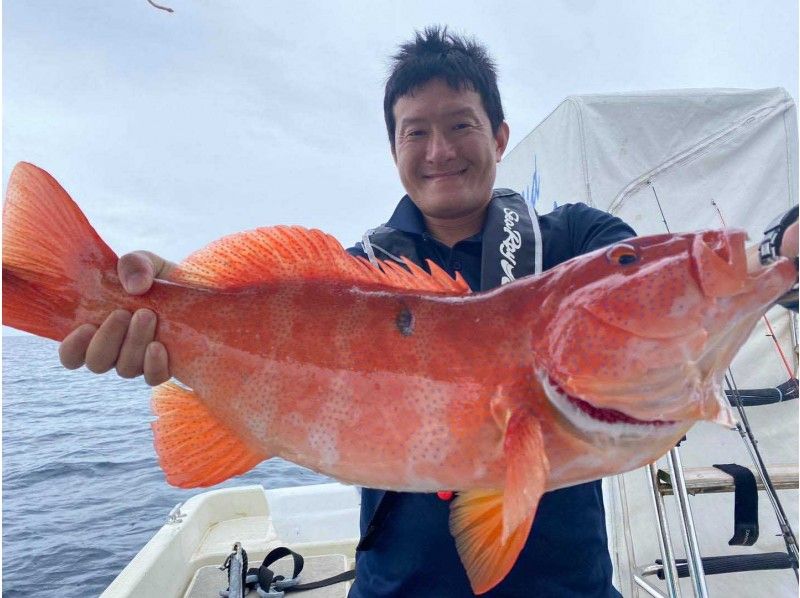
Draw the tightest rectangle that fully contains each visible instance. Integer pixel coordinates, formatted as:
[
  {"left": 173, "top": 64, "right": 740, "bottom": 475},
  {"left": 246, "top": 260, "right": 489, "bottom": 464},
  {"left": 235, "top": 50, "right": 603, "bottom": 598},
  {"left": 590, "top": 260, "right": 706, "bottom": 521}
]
[
  {"left": 780, "top": 221, "right": 798, "bottom": 260},
  {"left": 747, "top": 219, "right": 798, "bottom": 271},
  {"left": 58, "top": 251, "right": 176, "bottom": 386}
]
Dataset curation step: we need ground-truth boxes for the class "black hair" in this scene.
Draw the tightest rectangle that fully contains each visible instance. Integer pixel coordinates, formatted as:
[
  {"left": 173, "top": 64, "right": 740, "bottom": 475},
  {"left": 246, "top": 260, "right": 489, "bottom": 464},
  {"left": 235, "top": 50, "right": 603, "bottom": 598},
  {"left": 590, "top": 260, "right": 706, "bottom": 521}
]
[{"left": 384, "top": 25, "right": 505, "bottom": 152}]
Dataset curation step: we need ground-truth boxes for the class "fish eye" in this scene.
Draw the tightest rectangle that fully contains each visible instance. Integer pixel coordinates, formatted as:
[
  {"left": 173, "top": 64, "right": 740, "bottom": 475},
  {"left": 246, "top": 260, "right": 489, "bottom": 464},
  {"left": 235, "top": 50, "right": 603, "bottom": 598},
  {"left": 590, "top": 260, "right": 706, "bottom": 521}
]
[{"left": 605, "top": 243, "right": 639, "bottom": 266}]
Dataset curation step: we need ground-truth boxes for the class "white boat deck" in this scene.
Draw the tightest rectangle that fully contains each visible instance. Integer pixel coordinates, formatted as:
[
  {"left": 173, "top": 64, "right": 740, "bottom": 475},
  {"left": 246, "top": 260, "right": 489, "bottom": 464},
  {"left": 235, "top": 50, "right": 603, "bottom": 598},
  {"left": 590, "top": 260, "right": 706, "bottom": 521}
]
[{"left": 102, "top": 483, "right": 360, "bottom": 598}]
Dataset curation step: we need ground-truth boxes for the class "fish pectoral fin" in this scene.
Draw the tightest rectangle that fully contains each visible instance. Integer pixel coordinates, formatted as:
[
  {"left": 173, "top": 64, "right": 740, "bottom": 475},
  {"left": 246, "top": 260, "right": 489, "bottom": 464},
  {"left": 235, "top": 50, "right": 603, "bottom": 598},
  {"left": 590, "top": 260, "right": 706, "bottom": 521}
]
[
  {"left": 502, "top": 409, "right": 549, "bottom": 543},
  {"left": 150, "top": 382, "right": 268, "bottom": 488},
  {"left": 447, "top": 410, "right": 549, "bottom": 595}
]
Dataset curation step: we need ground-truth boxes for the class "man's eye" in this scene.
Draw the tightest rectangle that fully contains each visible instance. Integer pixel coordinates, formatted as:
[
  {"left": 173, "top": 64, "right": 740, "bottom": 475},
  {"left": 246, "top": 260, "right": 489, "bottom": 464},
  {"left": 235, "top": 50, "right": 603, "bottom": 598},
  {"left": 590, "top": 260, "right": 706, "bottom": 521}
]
[
  {"left": 407, "top": 130, "right": 426, "bottom": 137},
  {"left": 453, "top": 123, "right": 471, "bottom": 130}
]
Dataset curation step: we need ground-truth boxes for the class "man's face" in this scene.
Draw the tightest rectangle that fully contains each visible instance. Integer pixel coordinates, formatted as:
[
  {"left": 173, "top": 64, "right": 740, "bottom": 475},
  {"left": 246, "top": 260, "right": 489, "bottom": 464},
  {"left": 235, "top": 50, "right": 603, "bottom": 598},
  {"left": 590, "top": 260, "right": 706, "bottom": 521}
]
[{"left": 392, "top": 78, "right": 509, "bottom": 221}]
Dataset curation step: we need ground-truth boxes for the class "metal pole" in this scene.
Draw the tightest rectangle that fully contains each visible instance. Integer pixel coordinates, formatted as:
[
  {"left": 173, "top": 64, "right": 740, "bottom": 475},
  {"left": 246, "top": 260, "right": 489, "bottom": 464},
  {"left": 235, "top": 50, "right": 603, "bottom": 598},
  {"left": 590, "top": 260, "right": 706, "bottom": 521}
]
[
  {"left": 726, "top": 372, "right": 799, "bottom": 579},
  {"left": 635, "top": 574, "right": 670, "bottom": 598},
  {"left": 667, "top": 447, "right": 709, "bottom": 597},
  {"left": 734, "top": 422, "right": 800, "bottom": 577},
  {"left": 646, "top": 463, "right": 682, "bottom": 598}
]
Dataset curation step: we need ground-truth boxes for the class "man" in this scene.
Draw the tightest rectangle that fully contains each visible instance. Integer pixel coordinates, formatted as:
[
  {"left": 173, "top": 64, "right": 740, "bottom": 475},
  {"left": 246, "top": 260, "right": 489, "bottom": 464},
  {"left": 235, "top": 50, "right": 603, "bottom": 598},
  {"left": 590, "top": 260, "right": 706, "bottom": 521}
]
[{"left": 60, "top": 27, "right": 797, "bottom": 596}]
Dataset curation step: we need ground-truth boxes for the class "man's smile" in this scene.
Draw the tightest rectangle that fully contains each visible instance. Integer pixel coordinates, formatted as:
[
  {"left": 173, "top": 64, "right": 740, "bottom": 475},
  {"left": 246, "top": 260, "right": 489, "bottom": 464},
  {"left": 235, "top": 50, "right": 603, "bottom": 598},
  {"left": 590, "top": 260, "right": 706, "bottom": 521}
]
[{"left": 423, "top": 167, "right": 468, "bottom": 180}]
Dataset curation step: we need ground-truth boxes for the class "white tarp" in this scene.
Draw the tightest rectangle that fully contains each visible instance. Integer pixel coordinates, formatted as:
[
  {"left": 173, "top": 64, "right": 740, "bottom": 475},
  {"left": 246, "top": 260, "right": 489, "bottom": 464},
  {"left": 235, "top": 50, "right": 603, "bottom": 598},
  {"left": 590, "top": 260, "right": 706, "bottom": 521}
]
[{"left": 497, "top": 89, "right": 798, "bottom": 597}]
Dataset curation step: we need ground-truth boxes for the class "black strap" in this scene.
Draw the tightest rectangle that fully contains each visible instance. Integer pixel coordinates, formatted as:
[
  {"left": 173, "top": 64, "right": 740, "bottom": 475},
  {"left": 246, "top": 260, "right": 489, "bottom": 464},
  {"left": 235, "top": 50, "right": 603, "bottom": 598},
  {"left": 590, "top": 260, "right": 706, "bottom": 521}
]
[
  {"left": 241, "top": 545, "right": 355, "bottom": 594},
  {"left": 286, "top": 568, "right": 356, "bottom": 592},
  {"left": 362, "top": 225, "right": 422, "bottom": 267},
  {"left": 252, "top": 546, "right": 304, "bottom": 591},
  {"left": 712, "top": 463, "right": 759, "bottom": 546},
  {"left": 480, "top": 189, "right": 541, "bottom": 289},
  {"left": 362, "top": 189, "right": 541, "bottom": 290}
]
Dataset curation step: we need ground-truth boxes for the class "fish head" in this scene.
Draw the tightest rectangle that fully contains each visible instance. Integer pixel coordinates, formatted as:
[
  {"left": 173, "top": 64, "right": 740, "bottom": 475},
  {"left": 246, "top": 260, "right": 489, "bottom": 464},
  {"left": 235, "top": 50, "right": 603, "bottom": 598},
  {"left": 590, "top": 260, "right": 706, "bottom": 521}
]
[{"left": 534, "top": 228, "right": 797, "bottom": 444}]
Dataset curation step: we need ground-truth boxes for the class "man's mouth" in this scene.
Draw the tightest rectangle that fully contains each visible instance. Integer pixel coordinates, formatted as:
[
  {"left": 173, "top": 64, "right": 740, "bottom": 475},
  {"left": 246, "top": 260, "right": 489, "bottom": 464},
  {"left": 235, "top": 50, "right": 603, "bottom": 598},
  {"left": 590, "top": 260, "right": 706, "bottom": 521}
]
[
  {"left": 542, "top": 373, "right": 679, "bottom": 439},
  {"left": 423, "top": 167, "right": 467, "bottom": 180}
]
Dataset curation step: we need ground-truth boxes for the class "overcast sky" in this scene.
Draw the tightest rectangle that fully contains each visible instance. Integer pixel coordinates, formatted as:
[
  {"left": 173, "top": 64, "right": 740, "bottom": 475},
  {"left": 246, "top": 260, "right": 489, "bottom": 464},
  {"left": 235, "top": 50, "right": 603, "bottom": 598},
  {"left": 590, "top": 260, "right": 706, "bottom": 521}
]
[{"left": 3, "top": 1, "right": 798, "bottom": 335}]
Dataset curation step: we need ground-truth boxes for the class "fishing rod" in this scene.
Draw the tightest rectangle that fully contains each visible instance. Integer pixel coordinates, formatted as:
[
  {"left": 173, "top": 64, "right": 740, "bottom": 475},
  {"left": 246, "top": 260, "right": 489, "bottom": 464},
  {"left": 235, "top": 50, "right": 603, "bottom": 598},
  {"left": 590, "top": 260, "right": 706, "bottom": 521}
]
[
  {"left": 650, "top": 182, "right": 799, "bottom": 580},
  {"left": 649, "top": 182, "right": 671, "bottom": 233}
]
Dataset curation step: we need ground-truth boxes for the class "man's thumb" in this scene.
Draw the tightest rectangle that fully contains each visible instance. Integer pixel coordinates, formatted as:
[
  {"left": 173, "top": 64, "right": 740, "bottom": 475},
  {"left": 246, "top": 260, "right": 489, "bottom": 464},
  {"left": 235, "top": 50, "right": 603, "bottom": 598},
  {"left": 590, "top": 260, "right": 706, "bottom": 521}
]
[{"left": 118, "top": 251, "right": 158, "bottom": 295}]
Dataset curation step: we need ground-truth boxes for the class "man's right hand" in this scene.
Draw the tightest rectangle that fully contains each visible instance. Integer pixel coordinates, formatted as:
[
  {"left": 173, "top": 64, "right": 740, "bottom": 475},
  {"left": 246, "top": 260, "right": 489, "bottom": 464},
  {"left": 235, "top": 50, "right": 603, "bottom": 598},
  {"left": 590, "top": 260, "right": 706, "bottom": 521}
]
[{"left": 58, "top": 251, "right": 176, "bottom": 386}]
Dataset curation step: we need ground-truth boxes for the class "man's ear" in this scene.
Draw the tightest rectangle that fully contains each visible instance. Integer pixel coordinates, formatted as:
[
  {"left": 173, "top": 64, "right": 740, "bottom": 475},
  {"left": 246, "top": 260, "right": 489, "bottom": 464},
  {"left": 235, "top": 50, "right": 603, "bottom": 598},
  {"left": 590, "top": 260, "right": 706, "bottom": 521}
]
[{"left": 495, "top": 121, "right": 510, "bottom": 162}]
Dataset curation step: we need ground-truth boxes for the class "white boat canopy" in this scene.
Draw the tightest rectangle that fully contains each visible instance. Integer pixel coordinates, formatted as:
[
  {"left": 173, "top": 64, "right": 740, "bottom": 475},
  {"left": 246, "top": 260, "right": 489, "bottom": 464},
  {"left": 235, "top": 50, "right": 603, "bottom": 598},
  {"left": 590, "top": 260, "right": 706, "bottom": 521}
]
[
  {"left": 498, "top": 88, "right": 798, "bottom": 598},
  {"left": 497, "top": 87, "right": 798, "bottom": 389}
]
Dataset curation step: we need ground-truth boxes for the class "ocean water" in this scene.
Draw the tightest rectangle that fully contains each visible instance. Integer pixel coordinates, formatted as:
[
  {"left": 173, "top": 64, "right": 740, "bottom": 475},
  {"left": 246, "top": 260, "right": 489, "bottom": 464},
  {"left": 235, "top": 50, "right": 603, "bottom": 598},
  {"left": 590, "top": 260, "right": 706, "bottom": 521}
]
[{"left": 2, "top": 335, "right": 330, "bottom": 597}]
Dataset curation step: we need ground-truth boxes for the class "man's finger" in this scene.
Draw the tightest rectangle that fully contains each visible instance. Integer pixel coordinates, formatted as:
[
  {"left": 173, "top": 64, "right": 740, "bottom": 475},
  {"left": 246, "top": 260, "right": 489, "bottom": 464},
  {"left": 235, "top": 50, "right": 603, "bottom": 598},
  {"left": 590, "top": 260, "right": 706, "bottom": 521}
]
[
  {"left": 117, "top": 252, "right": 157, "bottom": 295},
  {"left": 117, "top": 251, "right": 177, "bottom": 295},
  {"left": 116, "top": 309, "right": 158, "bottom": 379},
  {"left": 143, "top": 342, "right": 170, "bottom": 386},
  {"left": 85, "top": 310, "right": 132, "bottom": 373},
  {"left": 59, "top": 324, "right": 98, "bottom": 370}
]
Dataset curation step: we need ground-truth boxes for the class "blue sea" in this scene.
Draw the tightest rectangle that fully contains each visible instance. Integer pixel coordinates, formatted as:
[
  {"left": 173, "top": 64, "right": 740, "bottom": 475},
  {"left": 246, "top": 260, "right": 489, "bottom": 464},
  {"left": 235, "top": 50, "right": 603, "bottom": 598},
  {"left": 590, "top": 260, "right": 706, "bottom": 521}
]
[{"left": 2, "top": 335, "right": 330, "bottom": 597}]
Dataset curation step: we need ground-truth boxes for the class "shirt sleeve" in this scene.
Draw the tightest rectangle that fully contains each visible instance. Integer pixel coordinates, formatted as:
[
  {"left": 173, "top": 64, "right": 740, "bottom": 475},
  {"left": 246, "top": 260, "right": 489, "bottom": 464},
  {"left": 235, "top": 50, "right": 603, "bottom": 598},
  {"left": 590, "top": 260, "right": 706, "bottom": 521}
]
[{"left": 568, "top": 202, "right": 637, "bottom": 254}]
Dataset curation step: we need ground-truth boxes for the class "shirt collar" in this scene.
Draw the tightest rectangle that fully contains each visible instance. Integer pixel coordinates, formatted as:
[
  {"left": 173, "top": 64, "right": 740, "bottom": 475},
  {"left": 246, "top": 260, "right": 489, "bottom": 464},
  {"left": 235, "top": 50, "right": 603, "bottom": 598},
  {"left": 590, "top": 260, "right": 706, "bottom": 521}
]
[
  {"left": 384, "top": 194, "right": 484, "bottom": 243},
  {"left": 385, "top": 195, "right": 427, "bottom": 235}
]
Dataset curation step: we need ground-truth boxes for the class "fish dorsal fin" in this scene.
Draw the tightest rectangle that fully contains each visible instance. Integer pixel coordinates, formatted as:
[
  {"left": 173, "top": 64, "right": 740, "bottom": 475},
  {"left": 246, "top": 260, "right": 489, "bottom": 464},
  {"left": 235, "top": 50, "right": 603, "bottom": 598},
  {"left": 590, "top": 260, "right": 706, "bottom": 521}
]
[{"left": 170, "top": 225, "right": 469, "bottom": 294}]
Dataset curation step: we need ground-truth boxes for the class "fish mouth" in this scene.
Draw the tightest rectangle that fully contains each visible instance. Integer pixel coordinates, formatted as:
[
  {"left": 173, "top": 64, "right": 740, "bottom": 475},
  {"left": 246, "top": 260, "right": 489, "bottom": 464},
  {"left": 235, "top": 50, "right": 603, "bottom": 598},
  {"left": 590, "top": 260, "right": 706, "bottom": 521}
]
[{"left": 541, "top": 372, "right": 682, "bottom": 441}]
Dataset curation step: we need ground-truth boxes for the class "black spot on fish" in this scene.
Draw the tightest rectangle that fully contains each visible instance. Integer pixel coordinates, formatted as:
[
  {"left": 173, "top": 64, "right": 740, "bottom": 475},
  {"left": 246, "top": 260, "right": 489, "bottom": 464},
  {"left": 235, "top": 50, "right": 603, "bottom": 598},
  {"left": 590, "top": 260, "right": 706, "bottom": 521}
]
[{"left": 396, "top": 306, "right": 414, "bottom": 336}]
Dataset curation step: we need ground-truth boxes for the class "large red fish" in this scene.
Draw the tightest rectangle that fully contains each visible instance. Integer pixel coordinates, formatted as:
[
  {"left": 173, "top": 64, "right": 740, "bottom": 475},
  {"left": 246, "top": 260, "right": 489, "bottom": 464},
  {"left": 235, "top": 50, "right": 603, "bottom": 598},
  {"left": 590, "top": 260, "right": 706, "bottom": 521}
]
[{"left": 3, "top": 162, "right": 796, "bottom": 594}]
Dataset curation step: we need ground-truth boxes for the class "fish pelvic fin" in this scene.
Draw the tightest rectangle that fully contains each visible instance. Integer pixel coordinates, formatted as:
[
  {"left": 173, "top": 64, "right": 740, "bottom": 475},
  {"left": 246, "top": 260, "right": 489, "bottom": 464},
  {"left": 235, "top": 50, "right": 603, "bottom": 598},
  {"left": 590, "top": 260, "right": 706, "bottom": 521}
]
[
  {"left": 2, "top": 162, "right": 120, "bottom": 340},
  {"left": 170, "top": 226, "right": 470, "bottom": 295},
  {"left": 151, "top": 382, "right": 268, "bottom": 488},
  {"left": 449, "top": 411, "right": 548, "bottom": 595}
]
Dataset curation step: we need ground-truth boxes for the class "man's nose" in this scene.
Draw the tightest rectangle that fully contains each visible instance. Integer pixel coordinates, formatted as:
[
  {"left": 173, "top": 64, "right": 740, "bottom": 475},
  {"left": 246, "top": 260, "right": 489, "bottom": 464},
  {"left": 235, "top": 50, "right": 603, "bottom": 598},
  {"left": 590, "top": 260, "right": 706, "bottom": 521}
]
[{"left": 425, "top": 129, "right": 457, "bottom": 162}]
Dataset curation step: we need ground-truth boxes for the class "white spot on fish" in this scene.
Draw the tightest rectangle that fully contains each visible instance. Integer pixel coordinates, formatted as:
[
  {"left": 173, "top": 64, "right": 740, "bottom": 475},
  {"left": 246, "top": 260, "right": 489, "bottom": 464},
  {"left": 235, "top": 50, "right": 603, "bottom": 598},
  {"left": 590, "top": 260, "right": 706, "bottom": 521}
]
[
  {"left": 307, "top": 425, "right": 339, "bottom": 468},
  {"left": 405, "top": 415, "right": 452, "bottom": 479},
  {"left": 668, "top": 290, "right": 696, "bottom": 319}
]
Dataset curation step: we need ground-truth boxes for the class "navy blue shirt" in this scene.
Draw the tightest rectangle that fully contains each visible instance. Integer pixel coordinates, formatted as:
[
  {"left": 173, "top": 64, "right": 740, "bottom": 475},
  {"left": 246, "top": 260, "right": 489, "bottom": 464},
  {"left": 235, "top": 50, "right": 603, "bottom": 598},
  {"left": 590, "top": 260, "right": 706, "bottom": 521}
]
[{"left": 347, "top": 196, "right": 636, "bottom": 597}]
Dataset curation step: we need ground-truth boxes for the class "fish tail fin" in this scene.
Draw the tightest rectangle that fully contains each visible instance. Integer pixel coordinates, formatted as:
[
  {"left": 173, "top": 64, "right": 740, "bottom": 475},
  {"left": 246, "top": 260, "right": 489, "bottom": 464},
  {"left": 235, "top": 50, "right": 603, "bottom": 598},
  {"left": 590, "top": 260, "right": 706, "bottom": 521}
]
[
  {"left": 151, "top": 382, "right": 269, "bottom": 488},
  {"left": 2, "top": 162, "right": 120, "bottom": 340}
]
